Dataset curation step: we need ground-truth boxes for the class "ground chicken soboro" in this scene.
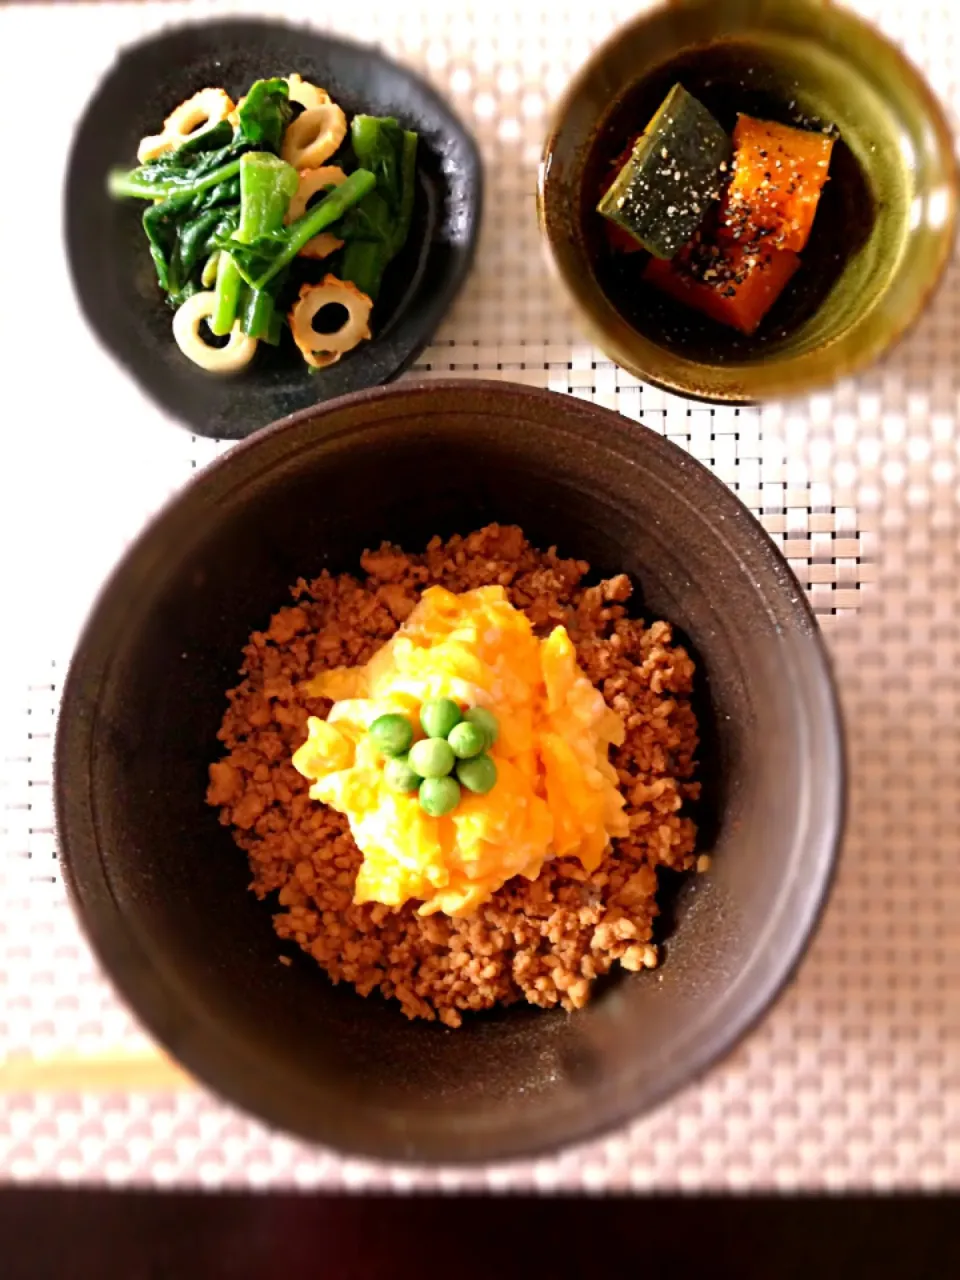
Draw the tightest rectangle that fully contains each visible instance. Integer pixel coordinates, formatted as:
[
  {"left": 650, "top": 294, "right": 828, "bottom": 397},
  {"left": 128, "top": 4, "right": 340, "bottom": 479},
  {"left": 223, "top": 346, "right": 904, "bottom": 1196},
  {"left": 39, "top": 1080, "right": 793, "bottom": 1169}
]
[{"left": 206, "top": 525, "right": 700, "bottom": 1027}]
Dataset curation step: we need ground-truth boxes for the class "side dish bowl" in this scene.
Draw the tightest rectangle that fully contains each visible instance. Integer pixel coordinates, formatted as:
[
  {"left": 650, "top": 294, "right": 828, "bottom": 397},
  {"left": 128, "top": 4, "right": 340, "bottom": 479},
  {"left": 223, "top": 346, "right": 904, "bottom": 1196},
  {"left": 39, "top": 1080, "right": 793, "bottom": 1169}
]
[
  {"left": 65, "top": 19, "right": 481, "bottom": 438},
  {"left": 54, "top": 380, "right": 844, "bottom": 1164},
  {"left": 538, "top": 0, "right": 957, "bottom": 403}
]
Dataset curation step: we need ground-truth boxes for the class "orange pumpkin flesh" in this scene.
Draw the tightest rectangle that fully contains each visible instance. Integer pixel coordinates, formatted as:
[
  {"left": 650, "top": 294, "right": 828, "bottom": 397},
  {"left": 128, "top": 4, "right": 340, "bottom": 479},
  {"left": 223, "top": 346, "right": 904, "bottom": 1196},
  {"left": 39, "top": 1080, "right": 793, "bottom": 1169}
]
[
  {"left": 643, "top": 242, "right": 801, "bottom": 335},
  {"left": 719, "top": 115, "right": 834, "bottom": 253}
]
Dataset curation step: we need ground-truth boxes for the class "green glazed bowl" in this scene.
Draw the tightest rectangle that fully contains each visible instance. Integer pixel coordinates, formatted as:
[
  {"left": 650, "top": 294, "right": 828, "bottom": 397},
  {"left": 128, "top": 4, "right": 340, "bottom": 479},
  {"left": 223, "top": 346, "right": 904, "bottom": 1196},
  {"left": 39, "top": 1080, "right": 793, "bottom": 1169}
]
[{"left": 538, "top": 0, "right": 957, "bottom": 403}]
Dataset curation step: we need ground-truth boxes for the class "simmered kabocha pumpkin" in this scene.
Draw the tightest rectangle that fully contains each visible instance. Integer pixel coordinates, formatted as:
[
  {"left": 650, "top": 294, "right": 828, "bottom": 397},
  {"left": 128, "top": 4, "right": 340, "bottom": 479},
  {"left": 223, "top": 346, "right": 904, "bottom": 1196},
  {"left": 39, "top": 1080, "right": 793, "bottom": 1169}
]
[
  {"left": 597, "top": 84, "right": 732, "bottom": 259},
  {"left": 719, "top": 115, "right": 835, "bottom": 253},
  {"left": 599, "top": 84, "right": 837, "bottom": 335}
]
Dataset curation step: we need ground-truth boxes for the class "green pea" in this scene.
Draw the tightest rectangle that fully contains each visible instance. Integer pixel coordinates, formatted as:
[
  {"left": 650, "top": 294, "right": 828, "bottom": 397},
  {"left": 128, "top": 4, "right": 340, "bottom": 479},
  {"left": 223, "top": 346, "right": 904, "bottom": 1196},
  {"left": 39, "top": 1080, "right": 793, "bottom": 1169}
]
[
  {"left": 409, "top": 737, "right": 456, "bottom": 778},
  {"left": 368, "top": 713, "right": 414, "bottom": 757},
  {"left": 447, "top": 721, "right": 486, "bottom": 760},
  {"left": 419, "top": 775, "right": 461, "bottom": 817},
  {"left": 457, "top": 753, "right": 498, "bottom": 795},
  {"left": 464, "top": 706, "right": 499, "bottom": 750},
  {"left": 420, "top": 697, "right": 462, "bottom": 740},
  {"left": 383, "top": 755, "right": 420, "bottom": 794}
]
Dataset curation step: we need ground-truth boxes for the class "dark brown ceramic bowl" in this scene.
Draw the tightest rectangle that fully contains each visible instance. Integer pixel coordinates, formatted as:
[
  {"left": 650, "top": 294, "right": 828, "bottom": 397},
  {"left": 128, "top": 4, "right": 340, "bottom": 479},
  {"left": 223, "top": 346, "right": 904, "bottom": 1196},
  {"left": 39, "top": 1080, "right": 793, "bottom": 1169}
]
[
  {"left": 54, "top": 380, "right": 844, "bottom": 1164},
  {"left": 539, "top": 0, "right": 957, "bottom": 402}
]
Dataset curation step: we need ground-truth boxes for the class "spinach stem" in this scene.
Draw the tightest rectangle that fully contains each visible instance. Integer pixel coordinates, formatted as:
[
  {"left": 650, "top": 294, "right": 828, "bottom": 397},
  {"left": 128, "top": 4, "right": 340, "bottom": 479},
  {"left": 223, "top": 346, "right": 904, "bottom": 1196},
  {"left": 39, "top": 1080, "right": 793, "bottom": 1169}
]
[
  {"left": 235, "top": 169, "right": 377, "bottom": 289},
  {"left": 211, "top": 153, "right": 297, "bottom": 336},
  {"left": 107, "top": 158, "right": 243, "bottom": 202}
]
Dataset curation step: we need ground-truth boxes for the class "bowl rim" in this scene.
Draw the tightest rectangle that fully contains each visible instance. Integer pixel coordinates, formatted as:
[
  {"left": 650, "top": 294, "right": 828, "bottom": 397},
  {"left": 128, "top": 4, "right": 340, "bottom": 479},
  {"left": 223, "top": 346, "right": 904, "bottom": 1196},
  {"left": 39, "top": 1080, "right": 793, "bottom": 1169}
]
[
  {"left": 53, "top": 378, "right": 847, "bottom": 1164},
  {"left": 537, "top": 0, "right": 959, "bottom": 404}
]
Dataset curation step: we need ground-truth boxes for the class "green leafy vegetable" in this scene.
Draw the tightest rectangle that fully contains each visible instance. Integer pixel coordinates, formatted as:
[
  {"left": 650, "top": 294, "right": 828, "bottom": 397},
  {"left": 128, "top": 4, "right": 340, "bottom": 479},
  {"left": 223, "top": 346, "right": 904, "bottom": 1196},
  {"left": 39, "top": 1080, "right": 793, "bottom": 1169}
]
[
  {"left": 152, "top": 118, "right": 235, "bottom": 164},
  {"left": 176, "top": 207, "right": 230, "bottom": 285},
  {"left": 138, "top": 174, "right": 241, "bottom": 303},
  {"left": 108, "top": 122, "right": 239, "bottom": 201},
  {"left": 235, "top": 78, "right": 294, "bottom": 152},
  {"left": 110, "top": 119, "right": 249, "bottom": 304},
  {"left": 211, "top": 152, "right": 298, "bottom": 335},
  {"left": 237, "top": 152, "right": 299, "bottom": 234},
  {"left": 241, "top": 280, "right": 287, "bottom": 344},
  {"left": 218, "top": 168, "right": 377, "bottom": 289},
  {"left": 336, "top": 116, "right": 418, "bottom": 299},
  {"left": 109, "top": 155, "right": 243, "bottom": 203}
]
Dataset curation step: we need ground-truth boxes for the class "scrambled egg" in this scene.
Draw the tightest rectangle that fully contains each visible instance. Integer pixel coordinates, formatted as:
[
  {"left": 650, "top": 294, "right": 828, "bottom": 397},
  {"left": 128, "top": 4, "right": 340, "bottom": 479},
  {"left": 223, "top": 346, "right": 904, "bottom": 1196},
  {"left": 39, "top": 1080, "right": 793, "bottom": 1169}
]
[{"left": 292, "top": 585, "right": 629, "bottom": 916}]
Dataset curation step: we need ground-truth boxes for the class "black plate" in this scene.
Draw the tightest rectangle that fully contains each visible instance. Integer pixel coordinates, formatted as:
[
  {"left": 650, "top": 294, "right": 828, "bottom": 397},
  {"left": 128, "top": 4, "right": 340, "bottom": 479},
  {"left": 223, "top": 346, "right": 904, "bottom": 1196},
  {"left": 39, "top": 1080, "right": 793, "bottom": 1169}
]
[{"left": 64, "top": 19, "right": 482, "bottom": 439}]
